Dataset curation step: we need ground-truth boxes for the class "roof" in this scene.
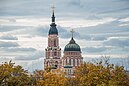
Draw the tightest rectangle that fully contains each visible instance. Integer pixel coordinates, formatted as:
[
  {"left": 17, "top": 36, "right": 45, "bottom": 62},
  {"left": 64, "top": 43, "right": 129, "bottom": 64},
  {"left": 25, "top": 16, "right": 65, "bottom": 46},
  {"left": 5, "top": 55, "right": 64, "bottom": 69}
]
[
  {"left": 64, "top": 65, "right": 73, "bottom": 68},
  {"left": 48, "top": 10, "right": 58, "bottom": 35},
  {"left": 49, "top": 23, "right": 58, "bottom": 35},
  {"left": 64, "top": 37, "right": 81, "bottom": 52}
]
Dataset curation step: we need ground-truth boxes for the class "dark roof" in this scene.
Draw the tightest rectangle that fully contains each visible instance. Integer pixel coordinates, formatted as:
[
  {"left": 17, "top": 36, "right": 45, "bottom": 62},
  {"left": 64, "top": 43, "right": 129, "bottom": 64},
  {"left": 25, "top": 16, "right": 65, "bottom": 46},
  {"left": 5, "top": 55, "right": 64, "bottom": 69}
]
[
  {"left": 64, "top": 37, "right": 81, "bottom": 52},
  {"left": 48, "top": 10, "right": 58, "bottom": 35},
  {"left": 64, "top": 66, "right": 73, "bottom": 68},
  {"left": 49, "top": 23, "right": 58, "bottom": 35}
]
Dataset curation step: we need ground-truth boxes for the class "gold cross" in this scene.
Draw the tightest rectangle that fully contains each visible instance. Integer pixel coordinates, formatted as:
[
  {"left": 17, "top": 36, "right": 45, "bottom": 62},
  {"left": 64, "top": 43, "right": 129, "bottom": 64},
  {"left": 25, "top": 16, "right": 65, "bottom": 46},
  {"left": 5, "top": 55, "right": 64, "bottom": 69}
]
[{"left": 70, "top": 29, "right": 75, "bottom": 37}]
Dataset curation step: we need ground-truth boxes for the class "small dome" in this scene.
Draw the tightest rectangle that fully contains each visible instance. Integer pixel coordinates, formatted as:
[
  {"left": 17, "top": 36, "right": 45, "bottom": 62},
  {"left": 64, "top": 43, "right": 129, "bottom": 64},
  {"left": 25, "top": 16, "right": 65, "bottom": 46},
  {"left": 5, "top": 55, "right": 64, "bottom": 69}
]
[
  {"left": 49, "top": 23, "right": 58, "bottom": 35},
  {"left": 64, "top": 37, "right": 81, "bottom": 52}
]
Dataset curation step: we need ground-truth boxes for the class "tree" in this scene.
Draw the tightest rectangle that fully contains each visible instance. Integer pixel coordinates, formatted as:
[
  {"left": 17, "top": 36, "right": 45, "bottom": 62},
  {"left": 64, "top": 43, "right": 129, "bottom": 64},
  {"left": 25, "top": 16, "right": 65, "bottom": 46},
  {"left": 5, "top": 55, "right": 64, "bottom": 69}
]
[
  {"left": 0, "top": 61, "right": 32, "bottom": 86},
  {"left": 1, "top": 60, "right": 129, "bottom": 86},
  {"left": 33, "top": 69, "right": 67, "bottom": 86},
  {"left": 74, "top": 61, "right": 129, "bottom": 86}
]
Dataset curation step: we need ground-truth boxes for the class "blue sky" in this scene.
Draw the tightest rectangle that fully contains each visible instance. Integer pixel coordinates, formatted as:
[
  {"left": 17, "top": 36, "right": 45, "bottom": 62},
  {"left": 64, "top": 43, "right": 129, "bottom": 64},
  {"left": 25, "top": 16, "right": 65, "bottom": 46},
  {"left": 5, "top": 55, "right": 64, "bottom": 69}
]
[{"left": 0, "top": 0, "right": 129, "bottom": 72}]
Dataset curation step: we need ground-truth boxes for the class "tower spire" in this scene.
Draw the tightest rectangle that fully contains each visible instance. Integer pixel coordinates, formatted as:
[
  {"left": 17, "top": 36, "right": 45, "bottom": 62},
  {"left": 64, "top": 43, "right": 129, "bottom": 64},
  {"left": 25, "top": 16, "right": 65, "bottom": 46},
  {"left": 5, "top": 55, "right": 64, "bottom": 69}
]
[
  {"left": 49, "top": 5, "right": 58, "bottom": 35},
  {"left": 51, "top": 5, "right": 55, "bottom": 23}
]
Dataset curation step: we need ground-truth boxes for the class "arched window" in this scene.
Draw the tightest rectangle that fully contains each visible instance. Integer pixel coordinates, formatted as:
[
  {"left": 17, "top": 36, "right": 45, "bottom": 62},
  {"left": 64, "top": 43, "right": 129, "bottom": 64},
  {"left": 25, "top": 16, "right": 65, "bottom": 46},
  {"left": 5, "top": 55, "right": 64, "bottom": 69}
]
[
  {"left": 77, "top": 59, "right": 79, "bottom": 66},
  {"left": 69, "top": 59, "right": 71, "bottom": 65},
  {"left": 78, "top": 59, "right": 80, "bottom": 65},
  {"left": 54, "top": 52, "right": 57, "bottom": 56},
  {"left": 47, "top": 61, "right": 49, "bottom": 66},
  {"left": 67, "top": 58, "right": 69, "bottom": 65},
  {"left": 54, "top": 39, "right": 56, "bottom": 47},
  {"left": 73, "top": 59, "right": 75, "bottom": 66},
  {"left": 71, "top": 59, "right": 73, "bottom": 66},
  {"left": 66, "top": 59, "right": 67, "bottom": 66},
  {"left": 75, "top": 59, "right": 77, "bottom": 66},
  {"left": 55, "top": 61, "right": 58, "bottom": 67}
]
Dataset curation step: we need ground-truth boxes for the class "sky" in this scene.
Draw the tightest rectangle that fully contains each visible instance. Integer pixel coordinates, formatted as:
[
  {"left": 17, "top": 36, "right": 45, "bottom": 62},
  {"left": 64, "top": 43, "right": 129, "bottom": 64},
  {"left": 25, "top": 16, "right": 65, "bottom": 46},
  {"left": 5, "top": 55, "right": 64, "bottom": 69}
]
[{"left": 0, "top": 0, "right": 129, "bottom": 72}]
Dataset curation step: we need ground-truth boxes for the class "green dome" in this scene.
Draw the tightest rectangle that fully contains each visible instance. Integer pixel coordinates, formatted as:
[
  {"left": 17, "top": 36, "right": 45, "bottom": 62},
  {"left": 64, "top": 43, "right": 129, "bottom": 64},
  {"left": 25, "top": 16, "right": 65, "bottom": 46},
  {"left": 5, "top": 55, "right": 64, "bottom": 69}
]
[{"left": 64, "top": 37, "right": 81, "bottom": 52}]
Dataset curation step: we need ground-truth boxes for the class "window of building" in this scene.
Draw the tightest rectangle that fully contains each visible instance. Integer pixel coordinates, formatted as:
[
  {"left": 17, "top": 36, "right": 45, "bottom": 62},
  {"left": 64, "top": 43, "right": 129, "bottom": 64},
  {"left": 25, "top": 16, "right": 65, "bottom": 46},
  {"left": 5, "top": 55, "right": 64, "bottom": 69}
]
[
  {"left": 75, "top": 59, "right": 77, "bottom": 66},
  {"left": 69, "top": 59, "right": 71, "bottom": 65},
  {"left": 67, "top": 58, "right": 69, "bottom": 65},
  {"left": 77, "top": 59, "right": 79, "bottom": 66},
  {"left": 66, "top": 59, "right": 67, "bottom": 66},
  {"left": 54, "top": 40, "right": 56, "bottom": 47},
  {"left": 73, "top": 59, "right": 75, "bottom": 66},
  {"left": 55, "top": 61, "right": 58, "bottom": 67},
  {"left": 54, "top": 52, "right": 57, "bottom": 56},
  {"left": 71, "top": 59, "right": 73, "bottom": 66}
]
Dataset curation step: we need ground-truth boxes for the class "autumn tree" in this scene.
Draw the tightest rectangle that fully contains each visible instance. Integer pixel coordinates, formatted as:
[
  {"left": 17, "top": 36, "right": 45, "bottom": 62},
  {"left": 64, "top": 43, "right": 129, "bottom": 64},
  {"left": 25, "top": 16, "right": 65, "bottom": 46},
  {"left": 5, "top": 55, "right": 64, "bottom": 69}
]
[
  {"left": 33, "top": 69, "right": 67, "bottom": 86},
  {"left": 0, "top": 61, "right": 32, "bottom": 86},
  {"left": 1, "top": 59, "right": 129, "bottom": 86},
  {"left": 74, "top": 61, "right": 129, "bottom": 86}
]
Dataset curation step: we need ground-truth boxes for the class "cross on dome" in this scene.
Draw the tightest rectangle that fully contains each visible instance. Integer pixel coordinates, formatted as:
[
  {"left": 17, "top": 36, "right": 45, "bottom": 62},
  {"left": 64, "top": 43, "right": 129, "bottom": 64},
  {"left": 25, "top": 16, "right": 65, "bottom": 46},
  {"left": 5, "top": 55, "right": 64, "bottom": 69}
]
[{"left": 70, "top": 29, "right": 75, "bottom": 38}]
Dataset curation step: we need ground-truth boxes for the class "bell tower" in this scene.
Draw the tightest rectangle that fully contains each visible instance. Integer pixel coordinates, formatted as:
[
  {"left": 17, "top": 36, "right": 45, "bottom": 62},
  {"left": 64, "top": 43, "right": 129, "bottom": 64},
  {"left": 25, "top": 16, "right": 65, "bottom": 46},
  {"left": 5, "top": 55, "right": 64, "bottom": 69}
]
[{"left": 44, "top": 6, "right": 61, "bottom": 70}]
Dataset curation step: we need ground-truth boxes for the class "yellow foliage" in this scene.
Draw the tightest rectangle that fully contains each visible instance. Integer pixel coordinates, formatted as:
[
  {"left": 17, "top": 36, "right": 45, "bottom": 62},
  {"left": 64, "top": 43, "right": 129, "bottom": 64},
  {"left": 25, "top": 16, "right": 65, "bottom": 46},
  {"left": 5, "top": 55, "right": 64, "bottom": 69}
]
[
  {"left": 74, "top": 62, "right": 129, "bottom": 86},
  {"left": 34, "top": 70, "right": 67, "bottom": 86},
  {"left": 0, "top": 61, "right": 31, "bottom": 86},
  {"left": 1, "top": 60, "right": 129, "bottom": 86}
]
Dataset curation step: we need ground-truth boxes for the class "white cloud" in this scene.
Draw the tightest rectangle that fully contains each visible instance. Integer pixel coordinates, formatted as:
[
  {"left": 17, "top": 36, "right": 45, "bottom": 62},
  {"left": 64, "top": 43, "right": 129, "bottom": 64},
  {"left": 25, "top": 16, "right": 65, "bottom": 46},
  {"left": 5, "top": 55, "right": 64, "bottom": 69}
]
[
  {"left": 119, "top": 23, "right": 129, "bottom": 26},
  {"left": 0, "top": 35, "right": 18, "bottom": 40},
  {"left": 58, "top": 17, "right": 116, "bottom": 28},
  {"left": 82, "top": 47, "right": 107, "bottom": 53},
  {"left": 15, "top": 50, "right": 43, "bottom": 61},
  {"left": 0, "top": 41, "right": 19, "bottom": 48},
  {"left": 119, "top": 17, "right": 129, "bottom": 22},
  {"left": 103, "top": 37, "right": 129, "bottom": 47}
]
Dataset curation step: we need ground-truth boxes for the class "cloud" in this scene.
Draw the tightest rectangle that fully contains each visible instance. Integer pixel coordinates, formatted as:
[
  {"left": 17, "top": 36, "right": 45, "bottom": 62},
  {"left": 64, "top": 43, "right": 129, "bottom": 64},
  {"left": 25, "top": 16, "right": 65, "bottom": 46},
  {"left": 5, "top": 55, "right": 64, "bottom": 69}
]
[
  {"left": 0, "top": 0, "right": 129, "bottom": 19},
  {"left": 21, "top": 26, "right": 49, "bottom": 37},
  {"left": 10, "top": 25, "right": 73, "bottom": 39},
  {"left": 119, "top": 17, "right": 129, "bottom": 22},
  {"left": 0, "top": 35, "right": 18, "bottom": 40},
  {"left": 75, "top": 20, "right": 129, "bottom": 42},
  {"left": 0, "top": 25, "right": 26, "bottom": 32},
  {"left": 12, "top": 58, "right": 44, "bottom": 72},
  {"left": 0, "top": 44, "right": 38, "bottom": 57},
  {"left": 77, "top": 20, "right": 129, "bottom": 34},
  {"left": 103, "top": 38, "right": 129, "bottom": 47},
  {"left": 122, "top": 47, "right": 129, "bottom": 52},
  {"left": 35, "top": 25, "right": 70, "bottom": 38},
  {"left": 58, "top": 26, "right": 91, "bottom": 40},
  {"left": 82, "top": 47, "right": 107, "bottom": 53},
  {"left": 15, "top": 51, "right": 43, "bottom": 60},
  {"left": 75, "top": 33, "right": 91, "bottom": 40},
  {"left": 4, "top": 47, "right": 36, "bottom": 52},
  {"left": 91, "top": 36, "right": 107, "bottom": 41},
  {"left": 0, "top": 41, "right": 19, "bottom": 48},
  {"left": 100, "top": 7, "right": 129, "bottom": 14},
  {"left": 58, "top": 26, "right": 71, "bottom": 38},
  {"left": 3, "top": 25, "right": 48, "bottom": 37}
]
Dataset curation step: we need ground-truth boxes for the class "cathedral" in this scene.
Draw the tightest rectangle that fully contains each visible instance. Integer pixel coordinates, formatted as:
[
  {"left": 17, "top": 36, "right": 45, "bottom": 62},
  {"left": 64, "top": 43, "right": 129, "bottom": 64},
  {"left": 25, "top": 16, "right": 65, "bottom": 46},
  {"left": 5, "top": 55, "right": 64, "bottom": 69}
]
[{"left": 44, "top": 8, "right": 83, "bottom": 76}]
